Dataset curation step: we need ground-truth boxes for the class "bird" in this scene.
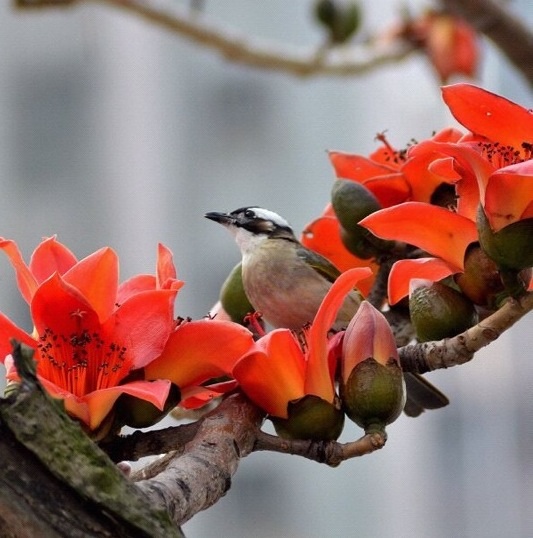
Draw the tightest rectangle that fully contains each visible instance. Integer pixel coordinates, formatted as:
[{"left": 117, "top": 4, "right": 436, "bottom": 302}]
[{"left": 205, "top": 206, "right": 449, "bottom": 417}]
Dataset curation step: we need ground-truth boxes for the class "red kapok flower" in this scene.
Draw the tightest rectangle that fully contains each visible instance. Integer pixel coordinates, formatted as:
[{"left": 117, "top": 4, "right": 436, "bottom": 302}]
[
  {"left": 0, "top": 238, "right": 254, "bottom": 436},
  {"left": 360, "top": 202, "right": 478, "bottom": 303},
  {"left": 0, "top": 238, "right": 182, "bottom": 433}
]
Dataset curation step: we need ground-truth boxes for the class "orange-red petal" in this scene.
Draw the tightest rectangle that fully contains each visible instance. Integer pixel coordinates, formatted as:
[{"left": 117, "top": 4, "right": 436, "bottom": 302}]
[
  {"left": 144, "top": 319, "right": 253, "bottom": 387},
  {"left": 409, "top": 139, "right": 492, "bottom": 221},
  {"left": 305, "top": 267, "right": 372, "bottom": 399},
  {"left": 117, "top": 275, "right": 158, "bottom": 303},
  {"left": 0, "top": 313, "right": 36, "bottom": 360},
  {"left": 0, "top": 239, "right": 38, "bottom": 304},
  {"left": 342, "top": 301, "right": 398, "bottom": 382},
  {"left": 105, "top": 288, "right": 178, "bottom": 369},
  {"left": 329, "top": 151, "right": 396, "bottom": 179},
  {"left": 484, "top": 160, "right": 533, "bottom": 231},
  {"left": 233, "top": 330, "right": 306, "bottom": 418},
  {"left": 30, "top": 273, "right": 100, "bottom": 341},
  {"left": 156, "top": 243, "right": 183, "bottom": 291},
  {"left": 442, "top": 84, "right": 533, "bottom": 155},
  {"left": 387, "top": 258, "right": 457, "bottom": 304},
  {"left": 40, "top": 377, "right": 171, "bottom": 430},
  {"left": 179, "top": 380, "right": 238, "bottom": 409},
  {"left": 29, "top": 236, "right": 77, "bottom": 283},
  {"left": 360, "top": 202, "right": 478, "bottom": 269},
  {"left": 62, "top": 248, "right": 119, "bottom": 322},
  {"left": 359, "top": 173, "right": 411, "bottom": 207}
]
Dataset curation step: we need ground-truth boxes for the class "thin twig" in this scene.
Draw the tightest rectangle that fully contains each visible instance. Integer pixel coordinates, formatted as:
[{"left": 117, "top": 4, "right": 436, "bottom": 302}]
[{"left": 253, "top": 429, "right": 387, "bottom": 467}]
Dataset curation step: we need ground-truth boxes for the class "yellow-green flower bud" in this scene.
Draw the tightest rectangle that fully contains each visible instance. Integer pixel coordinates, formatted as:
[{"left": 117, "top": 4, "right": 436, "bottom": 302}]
[
  {"left": 115, "top": 384, "right": 181, "bottom": 429},
  {"left": 220, "top": 262, "right": 255, "bottom": 324}
]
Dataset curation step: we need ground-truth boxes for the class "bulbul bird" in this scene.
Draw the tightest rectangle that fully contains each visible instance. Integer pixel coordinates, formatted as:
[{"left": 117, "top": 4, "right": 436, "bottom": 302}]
[{"left": 205, "top": 206, "right": 449, "bottom": 417}]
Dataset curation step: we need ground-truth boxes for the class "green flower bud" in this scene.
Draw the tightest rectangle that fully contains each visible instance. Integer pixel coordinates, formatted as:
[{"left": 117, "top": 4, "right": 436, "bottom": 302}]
[
  {"left": 314, "top": 0, "right": 361, "bottom": 45},
  {"left": 220, "top": 262, "right": 255, "bottom": 324},
  {"left": 410, "top": 280, "right": 477, "bottom": 342},
  {"left": 341, "top": 357, "right": 405, "bottom": 434},
  {"left": 340, "top": 301, "right": 405, "bottom": 433},
  {"left": 271, "top": 394, "right": 344, "bottom": 441},
  {"left": 331, "top": 179, "right": 393, "bottom": 258}
]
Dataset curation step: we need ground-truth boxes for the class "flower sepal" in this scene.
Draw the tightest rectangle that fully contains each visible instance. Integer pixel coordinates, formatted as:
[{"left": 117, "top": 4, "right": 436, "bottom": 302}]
[
  {"left": 477, "top": 206, "right": 533, "bottom": 272},
  {"left": 454, "top": 244, "right": 504, "bottom": 308},
  {"left": 270, "top": 394, "right": 345, "bottom": 441},
  {"left": 410, "top": 280, "right": 477, "bottom": 342},
  {"left": 114, "top": 382, "right": 181, "bottom": 429}
]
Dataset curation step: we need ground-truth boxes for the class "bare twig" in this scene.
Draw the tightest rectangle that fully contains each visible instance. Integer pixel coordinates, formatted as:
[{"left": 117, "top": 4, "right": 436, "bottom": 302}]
[
  {"left": 16, "top": 0, "right": 416, "bottom": 78},
  {"left": 253, "top": 429, "right": 387, "bottom": 467},
  {"left": 15, "top": 0, "right": 533, "bottom": 84}
]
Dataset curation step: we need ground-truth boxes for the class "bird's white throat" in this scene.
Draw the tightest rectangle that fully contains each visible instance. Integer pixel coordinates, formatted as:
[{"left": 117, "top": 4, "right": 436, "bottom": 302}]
[{"left": 232, "top": 227, "right": 269, "bottom": 256}]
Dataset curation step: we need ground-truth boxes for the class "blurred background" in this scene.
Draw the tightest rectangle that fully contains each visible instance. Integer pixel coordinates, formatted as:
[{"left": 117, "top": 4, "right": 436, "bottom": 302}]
[{"left": 0, "top": 1, "right": 532, "bottom": 536}]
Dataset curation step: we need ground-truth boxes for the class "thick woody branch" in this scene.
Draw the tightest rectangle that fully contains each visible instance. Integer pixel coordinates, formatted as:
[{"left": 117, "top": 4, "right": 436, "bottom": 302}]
[
  {"left": 440, "top": 0, "right": 533, "bottom": 87},
  {"left": 134, "top": 393, "right": 264, "bottom": 526},
  {"left": 399, "top": 291, "right": 533, "bottom": 373}
]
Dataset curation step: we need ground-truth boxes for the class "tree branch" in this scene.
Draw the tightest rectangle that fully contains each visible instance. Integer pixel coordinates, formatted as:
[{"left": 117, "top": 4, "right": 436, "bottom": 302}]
[
  {"left": 439, "top": 0, "right": 533, "bottom": 87},
  {"left": 399, "top": 291, "right": 533, "bottom": 373},
  {"left": 134, "top": 393, "right": 264, "bottom": 526},
  {"left": 100, "top": 421, "right": 200, "bottom": 463},
  {"left": 15, "top": 0, "right": 533, "bottom": 85}
]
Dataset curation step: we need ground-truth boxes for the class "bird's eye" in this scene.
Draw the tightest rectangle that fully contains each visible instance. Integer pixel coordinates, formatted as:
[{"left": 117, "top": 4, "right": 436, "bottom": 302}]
[{"left": 244, "top": 209, "right": 256, "bottom": 219}]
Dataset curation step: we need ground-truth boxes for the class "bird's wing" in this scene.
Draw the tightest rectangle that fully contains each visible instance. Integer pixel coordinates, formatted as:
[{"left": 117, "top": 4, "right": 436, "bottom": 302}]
[
  {"left": 403, "top": 372, "right": 450, "bottom": 417},
  {"left": 296, "top": 245, "right": 341, "bottom": 283}
]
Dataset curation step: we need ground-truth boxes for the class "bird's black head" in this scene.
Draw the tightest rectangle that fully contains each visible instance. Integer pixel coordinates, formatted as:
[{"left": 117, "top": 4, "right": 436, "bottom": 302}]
[{"left": 205, "top": 207, "right": 295, "bottom": 238}]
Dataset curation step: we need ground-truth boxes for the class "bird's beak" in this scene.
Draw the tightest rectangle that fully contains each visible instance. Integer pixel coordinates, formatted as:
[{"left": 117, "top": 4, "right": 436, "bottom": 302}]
[{"left": 205, "top": 211, "right": 234, "bottom": 226}]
